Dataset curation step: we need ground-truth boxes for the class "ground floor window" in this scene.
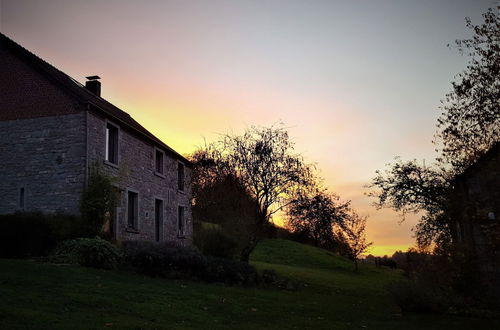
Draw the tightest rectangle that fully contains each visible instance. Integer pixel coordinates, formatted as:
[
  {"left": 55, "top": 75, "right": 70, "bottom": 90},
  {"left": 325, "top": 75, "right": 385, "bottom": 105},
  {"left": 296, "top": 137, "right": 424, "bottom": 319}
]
[
  {"left": 19, "top": 187, "right": 25, "bottom": 210},
  {"left": 127, "top": 191, "right": 138, "bottom": 229},
  {"left": 155, "top": 199, "right": 163, "bottom": 242},
  {"left": 178, "top": 206, "right": 185, "bottom": 237}
]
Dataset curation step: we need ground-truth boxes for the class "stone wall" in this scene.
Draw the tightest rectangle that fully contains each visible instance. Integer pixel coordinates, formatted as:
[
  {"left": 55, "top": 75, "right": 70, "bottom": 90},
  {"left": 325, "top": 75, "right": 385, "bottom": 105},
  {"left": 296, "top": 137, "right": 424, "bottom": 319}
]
[
  {"left": 451, "top": 144, "right": 500, "bottom": 294},
  {"left": 86, "top": 111, "right": 192, "bottom": 244},
  {"left": 0, "top": 113, "right": 87, "bottom": 214}
]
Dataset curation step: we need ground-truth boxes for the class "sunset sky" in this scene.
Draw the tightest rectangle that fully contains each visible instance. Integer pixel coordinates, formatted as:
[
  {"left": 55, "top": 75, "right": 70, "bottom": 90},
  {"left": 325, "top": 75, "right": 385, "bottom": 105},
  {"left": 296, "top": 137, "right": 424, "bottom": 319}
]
[{"left": 1, "top": 0, "right": 495, "bottom": 256}]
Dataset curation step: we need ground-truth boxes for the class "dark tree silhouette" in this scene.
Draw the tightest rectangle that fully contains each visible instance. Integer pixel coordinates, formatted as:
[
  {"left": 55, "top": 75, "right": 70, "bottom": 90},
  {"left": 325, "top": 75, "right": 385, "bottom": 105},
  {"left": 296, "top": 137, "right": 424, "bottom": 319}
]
[
  {"left": 286, "top": 188, "right": 350, "bottom": 250},
  {"left": 369, "top": 7, "right": 500, "bottom": 248},
  {"left": 368, "top": 158, "right": 452, "bottom": 247},
  {"left": 337, "top": 211, "right": 372, "bottom": 272},
  {"left": 435, "top": 7, "right": 500, "bottom": 171},
  {"left": 191, "top": 124, "right": 314, "bottom": 262}
]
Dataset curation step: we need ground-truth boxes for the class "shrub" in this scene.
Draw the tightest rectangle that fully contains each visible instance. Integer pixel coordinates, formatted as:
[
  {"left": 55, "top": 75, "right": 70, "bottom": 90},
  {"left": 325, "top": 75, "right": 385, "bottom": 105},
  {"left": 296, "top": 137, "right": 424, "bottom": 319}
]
[
  {"left": 80, "top": 165, "right": 119, "bottom": 237},
  {"left": 203, "top": 256, "right": 259, "bottom": 285},
  {"left": 122, "top": 241, "right": 207, "bottom": 277},
  {"left": 122, "top": 240, "right": 260, "bottom": 285},
  {"left": 261, "top": 269, "right": 278, "bottom": 284},
  {"left": 0, "top": 212, "right": 84, "bottom": 258},
  {"left": 193, "top": 226, "right": 239, "bottom": 259},
  {"left": 389, "top": 280, "right": 451, "bottom": 313},
  {"left": 51, "top": 237, "right": 121, "bottom": 270}
]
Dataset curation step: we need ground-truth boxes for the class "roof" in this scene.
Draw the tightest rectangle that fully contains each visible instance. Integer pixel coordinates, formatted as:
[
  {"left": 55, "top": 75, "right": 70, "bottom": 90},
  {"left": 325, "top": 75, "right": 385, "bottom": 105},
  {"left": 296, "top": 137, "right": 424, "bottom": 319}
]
[
  {"left": 454, "top": 141, "right": 500, "bottom": 183},
  {"left": 0, "top": 33, "right": 190, "bottom": 165}
]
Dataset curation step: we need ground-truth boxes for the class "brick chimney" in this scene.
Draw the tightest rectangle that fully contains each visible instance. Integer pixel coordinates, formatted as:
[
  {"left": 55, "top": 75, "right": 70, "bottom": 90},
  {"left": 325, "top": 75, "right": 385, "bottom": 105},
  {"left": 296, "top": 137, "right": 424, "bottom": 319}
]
[{"left": 85, "top": 75, "right": 101, "bottom": 96}]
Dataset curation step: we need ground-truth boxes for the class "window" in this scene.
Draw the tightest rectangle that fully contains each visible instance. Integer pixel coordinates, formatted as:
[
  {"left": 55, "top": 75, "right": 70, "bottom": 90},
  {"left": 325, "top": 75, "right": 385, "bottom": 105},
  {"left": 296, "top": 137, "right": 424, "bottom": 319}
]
[
  {"left": 155, "top": 149, "right": 164, "bottom": 175},
  {"left": 178, "top": 206, "right": 185, "bottom": 237},
  {"left": 19, "top": 187, "right": 25, "bottom": 210},
  {"left": 127, "top": 191, "right": 138, "bottom": 230},
  {"left": 155, "top": 199, "right": 163, "bottom": 242},
  {"left": 177, "top": 162, "right": 185, "bottom": 191},
  {"left": 105, "top": 123, "right": 119, "bottom": 165}
]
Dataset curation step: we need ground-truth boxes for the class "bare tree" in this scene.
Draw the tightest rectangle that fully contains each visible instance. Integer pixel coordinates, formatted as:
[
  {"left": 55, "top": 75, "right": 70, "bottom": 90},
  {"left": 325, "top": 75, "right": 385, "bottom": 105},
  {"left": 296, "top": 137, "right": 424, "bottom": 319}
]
[
  {"left": 337, "top": 212, "right": 373, "bottom": 271},
  {"left": 191, "top": 124, "right": 314, "bottom": 262}
]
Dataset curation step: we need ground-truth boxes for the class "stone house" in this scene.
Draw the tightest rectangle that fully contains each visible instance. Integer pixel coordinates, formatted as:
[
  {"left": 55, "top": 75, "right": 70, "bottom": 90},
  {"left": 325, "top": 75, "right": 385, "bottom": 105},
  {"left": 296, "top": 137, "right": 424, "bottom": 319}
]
[
  {"left": 0, "top": 33, "right": 192, "bottom": 244},
  {"left": 449, "top": 142, "right": 500, "bottom": 289}
]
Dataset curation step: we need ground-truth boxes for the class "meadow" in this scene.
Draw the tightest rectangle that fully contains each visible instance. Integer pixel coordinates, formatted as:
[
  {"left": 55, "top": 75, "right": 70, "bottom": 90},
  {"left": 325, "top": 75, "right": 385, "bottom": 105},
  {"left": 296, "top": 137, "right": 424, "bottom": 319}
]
[{"left": 0, "top": 239, "right": 496, "bottom": 329}]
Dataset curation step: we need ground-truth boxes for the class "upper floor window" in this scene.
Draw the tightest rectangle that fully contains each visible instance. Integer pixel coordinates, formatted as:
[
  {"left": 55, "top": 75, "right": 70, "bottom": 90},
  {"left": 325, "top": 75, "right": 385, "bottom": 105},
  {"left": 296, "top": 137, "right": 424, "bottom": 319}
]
[
  {"left": 106, "top": 123, "right": 119, "bottom": 165},
  {"left": 177, "top": 162, "right": 185, "bottom": 191},
  {"left": 155, "top": 148, "right": 164, "bottom": 175}
]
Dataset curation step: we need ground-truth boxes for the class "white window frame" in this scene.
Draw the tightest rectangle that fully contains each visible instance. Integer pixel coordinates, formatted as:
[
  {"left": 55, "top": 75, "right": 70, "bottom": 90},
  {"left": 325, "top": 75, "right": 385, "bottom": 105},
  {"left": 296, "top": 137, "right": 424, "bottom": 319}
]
[
  {"left": 154, "top": 147, "right": 165, "bottom": 178},
  {"left": 177, "top": 161, "right": 185, "bottom": 192},
  {"left": 104, "top": 120, "right": 120, "bottom": 167}
]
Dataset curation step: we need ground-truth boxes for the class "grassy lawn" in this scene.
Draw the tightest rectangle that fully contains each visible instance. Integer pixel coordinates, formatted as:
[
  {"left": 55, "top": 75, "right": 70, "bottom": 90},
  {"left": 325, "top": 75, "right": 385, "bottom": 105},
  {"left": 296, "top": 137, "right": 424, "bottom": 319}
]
[{"left": 0, "top": 239, "right": 497, "bottom": 329}]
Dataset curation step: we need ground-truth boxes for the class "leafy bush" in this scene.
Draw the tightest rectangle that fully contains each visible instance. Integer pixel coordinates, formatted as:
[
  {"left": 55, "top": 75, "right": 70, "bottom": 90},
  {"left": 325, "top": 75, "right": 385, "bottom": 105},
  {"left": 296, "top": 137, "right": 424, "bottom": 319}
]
[
  {"left": 204, "top": 256, "right": 259, "bottom": 285},
  {"left": 51, "top": 237, "right": 121, "bottom": 270},
  {"left": 261, "top": 269, "right": 278, "bottom": 284},
  {"left": 0, "top": 212, "right": 84, "bottom": 258},
  {"left": 80, "top": 165, "right": 119, "bottom": 237},
  {"left": 193, "top": 226, "right": 239, "bottom": 259},
  {"left": 122, "top": 240, "right": 260, "bottom": 285},
  {"left": 389, "top": 280, "right": 452, "bottom": 313},
  {"left": 122, "top": 241, "right": 207, "bottom": 277},
  {"left": 387, "top": 249, "right": 495, "bottom": 315}
]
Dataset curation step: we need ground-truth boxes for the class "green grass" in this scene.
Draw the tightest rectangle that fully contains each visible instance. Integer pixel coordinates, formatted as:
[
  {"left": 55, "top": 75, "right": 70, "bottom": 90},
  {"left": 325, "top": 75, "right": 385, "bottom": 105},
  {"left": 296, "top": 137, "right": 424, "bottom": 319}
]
[{"left": 0, "top": 239, "right": 496, "bottom": 329}]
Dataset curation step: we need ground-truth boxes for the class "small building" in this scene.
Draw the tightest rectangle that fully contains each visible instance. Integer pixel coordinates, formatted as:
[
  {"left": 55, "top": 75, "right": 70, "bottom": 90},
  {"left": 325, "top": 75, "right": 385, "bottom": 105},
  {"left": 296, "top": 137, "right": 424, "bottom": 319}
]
[
  {"left": 450, "top": 142, "right": 500, "bottom": 290},
  {"left": 0, "top": 33, "right": 192, "bottom": 244}
]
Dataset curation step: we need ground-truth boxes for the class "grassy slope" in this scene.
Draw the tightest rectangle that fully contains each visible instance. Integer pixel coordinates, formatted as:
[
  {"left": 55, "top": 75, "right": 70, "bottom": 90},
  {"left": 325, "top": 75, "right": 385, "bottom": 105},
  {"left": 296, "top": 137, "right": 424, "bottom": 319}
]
[{"left": 0, "top": 239, "right": 496, "bottom": 329}]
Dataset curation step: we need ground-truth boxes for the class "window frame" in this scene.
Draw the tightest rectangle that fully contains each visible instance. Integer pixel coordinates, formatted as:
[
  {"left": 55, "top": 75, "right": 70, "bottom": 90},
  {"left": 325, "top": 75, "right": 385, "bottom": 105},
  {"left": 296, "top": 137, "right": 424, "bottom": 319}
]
[
  {"left": 177, "top": 161, "right": 185, "bottom": 192},
  {"left": 154, "top": 197, "right": 164, "bottom": 242},
  {"left": 177, "top": 205, "right": 186, "bottom": 238},
  {"left": 104, "top": 120, "right": 120, "bottom": 167},
  {"left": 18, "top": 187, "right": 25, "bottom": 210},
  {"left": 126, "top": 189, "right": 139, "bottom": 232},
  {"left": 154, "top": 147, "right": 165, "bottom": 178}
]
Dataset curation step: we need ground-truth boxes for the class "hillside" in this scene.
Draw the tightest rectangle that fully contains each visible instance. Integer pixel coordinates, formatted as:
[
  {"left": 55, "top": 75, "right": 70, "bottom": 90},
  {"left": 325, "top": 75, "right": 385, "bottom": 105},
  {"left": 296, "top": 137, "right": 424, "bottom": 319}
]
[{"left": 0, "top": 239, "right": 496, "bottom": 329}]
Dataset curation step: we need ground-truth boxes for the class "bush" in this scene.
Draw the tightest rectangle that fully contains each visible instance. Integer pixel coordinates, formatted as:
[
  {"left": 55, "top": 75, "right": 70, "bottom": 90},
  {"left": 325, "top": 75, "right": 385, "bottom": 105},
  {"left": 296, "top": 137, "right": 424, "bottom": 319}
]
[
  {"left": 122, "top": 240, "right": 260, "bottom": 285},
  {"left": 387, "top": 249, "right": 496, "bottom": 315},
  {"left": 389, "top": 280, "right": 452, "bottom": 313},
  {"left": 51, "top": 237, "right": 121, "bottom": 270},
  {"left": 193, "top": 226, "right": 239, "bottom": 259},
  {"left": 80, "top": 165, "right": 118, "bottom": 237},
  {"left": 203, "top": 256, "right": 259, "bottom": 285},
  {"left": 0, "top": 212, "right": 84, "bottom": 258},
  {"left": 122, "top": 241, "right": 207, "bottom": 277},
  {"left": 261, "top": 269, "right": 278, "bottom": 284}
]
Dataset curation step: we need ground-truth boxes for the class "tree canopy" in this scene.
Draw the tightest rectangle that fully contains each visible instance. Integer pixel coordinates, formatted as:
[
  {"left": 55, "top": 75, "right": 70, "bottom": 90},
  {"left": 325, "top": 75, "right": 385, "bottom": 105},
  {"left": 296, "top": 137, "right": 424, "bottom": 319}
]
[
  {"left": 370, "top": 7, "right": 500, "bottom": 248},
  {"left": 435, "top": 7, "right": 500, "bottom": 171},
  {"left": 190, "top": 124, "right": 314, "bottom": 261}
]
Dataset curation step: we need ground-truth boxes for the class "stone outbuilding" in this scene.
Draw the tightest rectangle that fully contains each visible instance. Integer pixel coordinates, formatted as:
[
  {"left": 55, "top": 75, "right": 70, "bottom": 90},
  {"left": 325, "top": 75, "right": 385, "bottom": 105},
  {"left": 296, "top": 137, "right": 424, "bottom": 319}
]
[
  {"left": 0, "top": 33, "right": 192, "bottom": 244},
  {"left": 449, "top": 142, "right": 500, "bottom": 290}
]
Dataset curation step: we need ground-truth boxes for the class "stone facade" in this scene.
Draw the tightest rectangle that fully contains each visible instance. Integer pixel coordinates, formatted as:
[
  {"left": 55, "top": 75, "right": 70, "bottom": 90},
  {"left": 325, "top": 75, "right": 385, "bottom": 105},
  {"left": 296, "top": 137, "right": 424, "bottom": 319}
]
[
  {"left": 0, "top": 32, "right": 192, "bottom": 245},
  {"left": 450, "top": 143, "right": 500, "bottom": 291},
  {"left": 86, "top": 111, "right": 192, "bottom": 243},
  {"left": 0, "top": 113, "right": 86, "bottom": 214}
]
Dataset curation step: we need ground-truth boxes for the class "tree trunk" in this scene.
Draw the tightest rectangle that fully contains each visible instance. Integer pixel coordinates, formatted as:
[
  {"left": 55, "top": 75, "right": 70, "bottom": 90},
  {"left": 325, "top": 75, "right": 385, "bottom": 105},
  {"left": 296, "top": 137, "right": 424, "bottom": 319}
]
[
  {"left": 354, "top": 259, "right": 358, "bottom": 272},
  {"left": 240, "top": 213, "right": 267, "bottom": 263},
  {"left": 240, "top": 238, "right": 259, "bottom": 263}
]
